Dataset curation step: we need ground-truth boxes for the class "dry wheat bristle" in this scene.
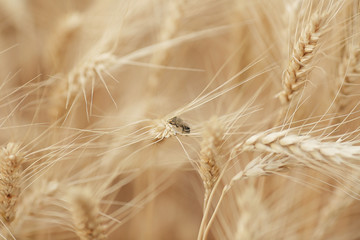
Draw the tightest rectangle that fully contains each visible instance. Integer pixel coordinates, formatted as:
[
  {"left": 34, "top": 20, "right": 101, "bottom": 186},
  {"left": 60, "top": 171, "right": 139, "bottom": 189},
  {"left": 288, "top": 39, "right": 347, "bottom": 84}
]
[
  {"left": 68, "top": 188, "right": 106, "bottom": 240},
  {"left": 199, "top": 118, "right": 223, "bottom": 207},
  {"left": 278, "top": 10, "right": 331, "bottom": 105},
  {"left": 0, "top": 142, "right": 24, "bottom": 224}
]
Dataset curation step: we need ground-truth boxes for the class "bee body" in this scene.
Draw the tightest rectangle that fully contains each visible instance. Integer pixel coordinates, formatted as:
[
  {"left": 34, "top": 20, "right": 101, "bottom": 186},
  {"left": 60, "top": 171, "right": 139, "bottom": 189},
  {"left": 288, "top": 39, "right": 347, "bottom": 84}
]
[{"left": 168, "top": 116, "right": 190, "bottom": 134}]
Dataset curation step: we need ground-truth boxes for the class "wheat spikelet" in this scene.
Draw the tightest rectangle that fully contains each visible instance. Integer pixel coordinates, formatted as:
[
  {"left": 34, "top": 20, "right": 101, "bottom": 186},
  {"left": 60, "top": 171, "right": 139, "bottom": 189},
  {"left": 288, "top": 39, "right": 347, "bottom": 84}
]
[
  {"left": 68, "top": 187, "right": 106, "bottom": 240},
  {"left": 199, "top": 118, "right": 223, "bottom": 208},
  {"left": 0, "top": 142, "right": 24, "bottom": 224}
]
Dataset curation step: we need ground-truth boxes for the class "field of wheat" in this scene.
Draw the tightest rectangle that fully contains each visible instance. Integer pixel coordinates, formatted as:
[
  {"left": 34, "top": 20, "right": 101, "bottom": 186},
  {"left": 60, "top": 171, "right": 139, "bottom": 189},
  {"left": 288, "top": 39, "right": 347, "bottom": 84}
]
[{"left": 1, "top": 0, "right": 360, "bottom": 239}]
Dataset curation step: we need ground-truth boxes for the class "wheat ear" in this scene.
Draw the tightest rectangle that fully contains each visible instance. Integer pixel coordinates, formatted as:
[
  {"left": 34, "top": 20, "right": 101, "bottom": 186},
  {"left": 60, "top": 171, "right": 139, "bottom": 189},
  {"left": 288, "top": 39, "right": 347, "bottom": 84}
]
[
  {"left": 278, "top": 9, "right": 332, "bottom": 106},
  {"left": 236, "top": 130, "right": 360, "bottom": 169},
  {"left": 0, "top": 143, "right": 24, "bottom": 224},
  {"left": 278, "top": 11, "right": 329, "bottom": 103},
  {"left": 199, "top": 118, "right": 223, "bottom": 209},
  {"left": 49, "top": 52, "right": 117, "bottom": 121},
  {"left": 68, "top": 188, "right": 106, "bottom": 240}
]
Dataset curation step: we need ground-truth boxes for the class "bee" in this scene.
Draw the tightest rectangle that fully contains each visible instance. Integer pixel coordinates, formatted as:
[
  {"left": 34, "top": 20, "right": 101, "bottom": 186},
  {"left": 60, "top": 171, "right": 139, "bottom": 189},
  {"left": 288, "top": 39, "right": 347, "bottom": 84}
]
[{"left": 168, "top": 116, "right": 190, "bottom": 134}]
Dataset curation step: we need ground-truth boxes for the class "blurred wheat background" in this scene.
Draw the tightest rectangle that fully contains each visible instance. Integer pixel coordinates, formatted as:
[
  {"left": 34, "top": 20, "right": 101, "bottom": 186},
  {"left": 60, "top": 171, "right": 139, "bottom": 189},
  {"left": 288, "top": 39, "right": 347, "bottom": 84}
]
[{"left": 1, "top": 0, "right": 360, "bottom": 239}]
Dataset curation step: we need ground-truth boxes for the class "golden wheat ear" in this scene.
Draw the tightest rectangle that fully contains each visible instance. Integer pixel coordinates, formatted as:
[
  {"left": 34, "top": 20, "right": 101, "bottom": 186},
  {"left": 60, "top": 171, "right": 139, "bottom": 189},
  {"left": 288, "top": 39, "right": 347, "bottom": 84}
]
[
  {"left": 277, "top": 3, "right": 341, "bottom": 123},
  {"left": 0, "top": 143, "right": 24, "bottom": 224},
  {"left": 198, "top": 117, "right": 224, "bottom": 208}
]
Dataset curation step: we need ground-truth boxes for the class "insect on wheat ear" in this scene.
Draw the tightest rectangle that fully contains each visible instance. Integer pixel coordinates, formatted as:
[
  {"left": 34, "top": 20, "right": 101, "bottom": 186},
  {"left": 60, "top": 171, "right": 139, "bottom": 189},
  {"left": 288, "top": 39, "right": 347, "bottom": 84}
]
[{"left": 168, "top": 116, "right": 191, "bottom": 134}]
